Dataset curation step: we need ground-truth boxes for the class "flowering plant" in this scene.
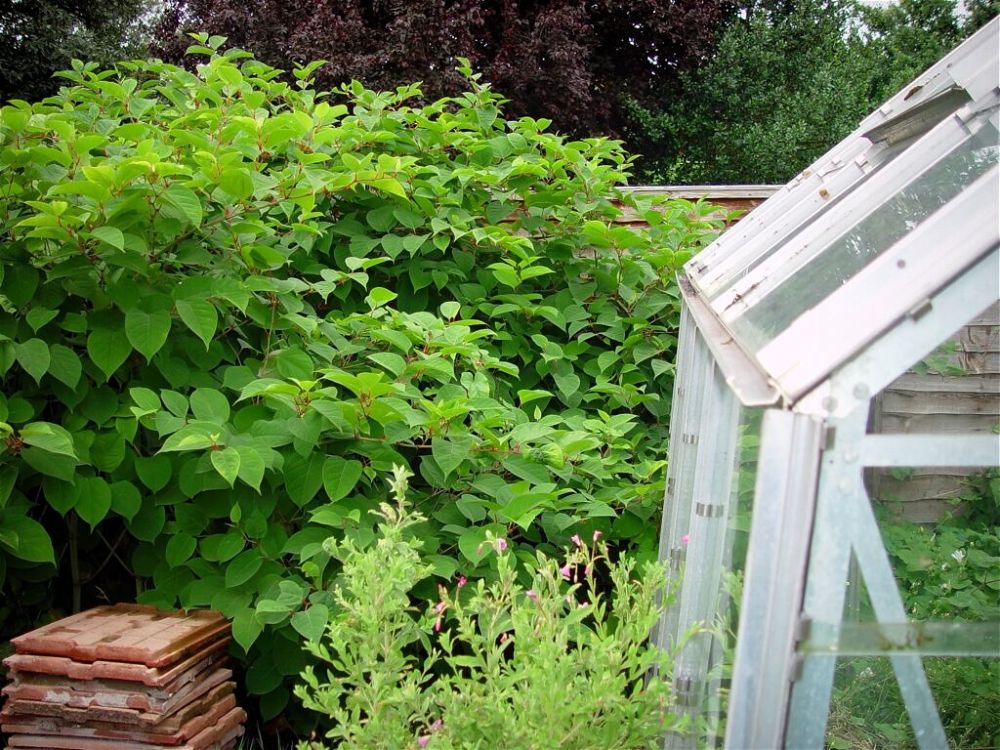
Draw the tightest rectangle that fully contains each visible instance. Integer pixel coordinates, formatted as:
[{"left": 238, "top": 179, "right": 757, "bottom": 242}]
[{"left": 295, "top": 466, "right": 680, "bottom": 749}]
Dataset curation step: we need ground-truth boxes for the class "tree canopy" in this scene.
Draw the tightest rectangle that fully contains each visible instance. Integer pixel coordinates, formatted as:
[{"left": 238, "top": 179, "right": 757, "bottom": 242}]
[
  {"left": 151, "top": 0, "right": 736, "bottom": 139},
  {"left": 626, "top": 0, "right": 997, "bottom": 183},
  {"left": 0, "top": 0, "right": 153, "bottom": 103}
]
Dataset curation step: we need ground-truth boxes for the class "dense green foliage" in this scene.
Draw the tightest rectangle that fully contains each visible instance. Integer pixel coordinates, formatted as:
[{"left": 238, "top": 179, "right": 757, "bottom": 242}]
[
  {"left": 295, "top": 467, "right": 678, "bottom": 749},
  {"left": 628, "top": 0, "right": 997, "bottom": 183},
  {"left": 828, "top": 473, "right": 1000, "bottom": 749},
  {"left": 0, "top": 0, "right": 154, "bottom": 103},
  {"left": 0, "top": 36, "right": 720, "bottom": 725}
]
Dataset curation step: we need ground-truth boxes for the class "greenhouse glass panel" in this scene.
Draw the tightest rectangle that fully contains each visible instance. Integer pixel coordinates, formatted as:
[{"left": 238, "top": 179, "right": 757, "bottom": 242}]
[
  {"left": 686, "top": 22, "right": 997, "bottom": 300},
  {"left": 654, "top": 319, "right": 762, "bottom": 749},
  {"left": 654, "top": 18, "right": 999, "bottom": 750},
  {"left": 727, "top": 123, "right": 999, "bottom": 352}
]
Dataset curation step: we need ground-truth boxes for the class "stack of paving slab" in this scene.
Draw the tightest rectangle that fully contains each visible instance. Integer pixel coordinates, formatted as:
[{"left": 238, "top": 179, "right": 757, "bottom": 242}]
[{"left": 0, "top": 604, "right": 245, "bottom": 750}]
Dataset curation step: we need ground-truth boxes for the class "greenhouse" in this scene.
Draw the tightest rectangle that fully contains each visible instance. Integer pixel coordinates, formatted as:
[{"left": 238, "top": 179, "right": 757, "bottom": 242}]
[{"left": 654, "top": 16, "right": 999, "bottom": 750}]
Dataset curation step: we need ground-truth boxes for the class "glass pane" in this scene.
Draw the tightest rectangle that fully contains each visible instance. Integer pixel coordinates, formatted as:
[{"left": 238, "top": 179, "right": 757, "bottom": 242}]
[
  {"left": 701, "top": 135, "right": 912, "bottom": 301},
  {"left": 926, "top": 657, "right": 1000, "bottom": 748},
  {"left": 827, "top": 657, "right": 918, "bottom": 750},
  {"left": 663, "top": 403, "right": 761, "bottom": 749},
  {"left": 829, "top": 656, "right": 1000, "bottom": 748},
  {"left": 728, "top": 122, "right": 999, "bottom": 352}
]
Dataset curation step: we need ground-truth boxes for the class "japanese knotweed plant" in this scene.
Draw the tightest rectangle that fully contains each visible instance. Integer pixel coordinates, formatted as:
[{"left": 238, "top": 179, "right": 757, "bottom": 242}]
[
  {"left": 295, "top": 465, "right": 679, "bottom": 750},
  {"left": 0, "top": 33, "right": 720, "bottom": 721}
]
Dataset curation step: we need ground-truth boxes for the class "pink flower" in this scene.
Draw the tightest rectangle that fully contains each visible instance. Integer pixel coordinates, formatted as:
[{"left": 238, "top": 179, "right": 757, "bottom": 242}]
[
  {"left": 592, "top": 530, "right": 603, "bottom": 542},
  {"left": 435, "top": 601, "right": 446, "bottom": 614},
  {"left": 584, "top": 564, "right": 592, "bottom": 576},
  {"left": 526, "top": 589, "right": 538, "bottom": 601},
  {"left": 431, "top": 720, "right": 443, "bottom": 732},
  {"left": 681, "top": 534, "right": 690, "bottom": 546},
  {"left": 500, "top": 632, "right": 509, "bottom": 643},
  {"left": 560, "top": 564, "right": 573, "bottom": 581},
  {"left": 433, "top": 619, "right": 442, "bottom": 632},
  {"left": 457, "top": 575, "right": 467, "bottom": 588},
  {"left": 496, "top": 538, "right": 508, "bottom": 552},
  {"left": 571, "top": 534, "right": 583, "bottom": 548},
  {"left": 418, "top": 736, "right": 430, "bottom": 748}
]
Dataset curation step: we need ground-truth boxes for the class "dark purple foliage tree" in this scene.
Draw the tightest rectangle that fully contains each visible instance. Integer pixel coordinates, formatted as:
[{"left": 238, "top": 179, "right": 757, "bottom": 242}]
[{"left": 152, "top": 0, "right": 735, "bottom": 139}]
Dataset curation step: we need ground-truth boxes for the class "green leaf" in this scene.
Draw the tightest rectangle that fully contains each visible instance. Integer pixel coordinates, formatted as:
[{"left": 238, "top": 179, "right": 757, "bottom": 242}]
[
  {"left": 232, "top": 607, "right": 264, "bottom": 652},
  {"left": 255, "top": 599, "right": 292, "bottom": 625},
  {"left": 25, "top": 307, "right": 58, "bottom": 332},
  {"left": 161, "top": 390, "right": 188, "bottom": 418},
  {"left": 0, "top": 466, "right": 17, "bottom": 508},
  {"left": 163, "top": 185, "right": 203, "bottom": 226},
  {"left": 14, "top": 338, "right": 49, "bottom": 384},
  {"left": 125, "top": 309, "right": 171, "bottom": 361},
  {"left": 190, "top": 388, "right": 231, "bottom": 423},
  {"left": 367, "top": 352, "right": 406, "bottom": 377},
  {"left": 211, "top": 447, "right": 241, "bottom": 486},
  {"left": 159, "top": 427, "right": 215, "bottom": 453},
  {"left": 290, "top": 604, "right": 329, "bottom": 643},
  {"left": 458, "top": 525, "right": 500, "bottom": 565},
  {"left": 165, "top": 533, "right": 197, "bottom": 567},
  {"left": 48, "top": 344, "right": 82, "bottom": 388},
  {"left": 235, "top": 446, "right": 266, "bottom": 492},
  {"left": 76, "top": 476, "right": 112, "bottom": 530},
  {"left": 128, "top": 501, "right": 165, "bottom": 542},
  {"left": 134, "top": 455, "right": 172, "bottom": 492},
  {"left": 109, "top": 480, "right": 141, "bottom": 522},
  {"left": 87, "top": 326, "right": 133, "bottom": 381},
  {"left": 215, "top": 531, "right": 246, "bottom": 562},
  {"left": 219, "top": 167, "right": 254, "bottom": 200},
  {"left": 553, "top": 371, "right": 581, "bottom": 403},
  {"left": 20, "top": 422, "right": 77, "bottom": 458},
  {"left": 274, "top": 348, "right": 313, "bottom": 380},
  {"left": 91, "top": 226, "right": 125, "bottom": 251},
  {"left": 130, "top": 387, "right": 161, "bottom": 414},
  {"left": 43, "top": 477, "right": 78, "bottom": 514},
  {"left": 175, "top": 299, "right": 217, "bottom": 349},
  {"left": 369, "top": 178, "right": 407, "bottom": 200},
  {"left": 21, "top": 447, "right": 76, "bottom": 481},
  {"left": 0, "top": 514, "right": 54, "bottom": 564},
  {"left": 226, "top": 548, "right": 263, "bottom": 587},
  {"left": 432, "top": 434, "right": 475, "bottom": 478},
  {"left": 322, "top": 456, "right": 363, "bottom": 502},
  {"left": 365, "top": 286, "right": 397, "bottom": 309},
  {"left": 284, "top": 453, "right": 325, "bottom": 507}
]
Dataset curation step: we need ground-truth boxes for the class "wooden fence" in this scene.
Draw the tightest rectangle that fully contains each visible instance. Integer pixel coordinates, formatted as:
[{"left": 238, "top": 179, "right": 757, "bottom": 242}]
[{"left": 869, "top": 301, "right": 1000, "bottom": 523}]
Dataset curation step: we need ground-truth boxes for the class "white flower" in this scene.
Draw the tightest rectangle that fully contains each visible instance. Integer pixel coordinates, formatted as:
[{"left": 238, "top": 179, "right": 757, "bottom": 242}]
[{"left": 950, "top": 548, "right": 966, "bottom": 564}]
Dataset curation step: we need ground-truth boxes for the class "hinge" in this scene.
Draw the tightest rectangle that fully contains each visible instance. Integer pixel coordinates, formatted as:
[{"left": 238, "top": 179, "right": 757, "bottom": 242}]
[
  {"left": 789, "top": 616, "right": 813, "bottom": 682},
  {"left": 822, "top": 426, "right": 836, "bottom": 451}
]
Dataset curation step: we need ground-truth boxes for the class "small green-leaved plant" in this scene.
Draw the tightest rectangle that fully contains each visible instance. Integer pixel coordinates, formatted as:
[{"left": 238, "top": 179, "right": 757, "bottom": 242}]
[{"left": 295, "top": 465, "right": 679, "bottom": 749}]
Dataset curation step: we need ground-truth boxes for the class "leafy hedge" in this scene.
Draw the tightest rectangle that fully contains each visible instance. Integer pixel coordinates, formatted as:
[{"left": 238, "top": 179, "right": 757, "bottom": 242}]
[{"left": 0, "top": 35, "right": 720, "bottom": 722}]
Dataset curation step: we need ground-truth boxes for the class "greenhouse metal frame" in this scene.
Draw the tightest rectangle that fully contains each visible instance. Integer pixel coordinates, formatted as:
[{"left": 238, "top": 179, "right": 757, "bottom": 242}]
[{"left": 655, "top": 18, "right": 1000, "bottom": 749}]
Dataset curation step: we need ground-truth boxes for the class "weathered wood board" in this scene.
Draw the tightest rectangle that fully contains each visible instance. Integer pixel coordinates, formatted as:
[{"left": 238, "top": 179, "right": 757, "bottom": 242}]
[{"left": 869, "top": 301, "right": 999, "bottom": 522}]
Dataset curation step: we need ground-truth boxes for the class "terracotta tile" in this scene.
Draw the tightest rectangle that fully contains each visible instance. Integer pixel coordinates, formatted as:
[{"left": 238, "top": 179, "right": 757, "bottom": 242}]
[
  {"left": 11, "top": 605, "right": 229, "bottom": 667},
  {"left": 4, "top": 652, "right": 227, "bottom": 706},
  {"left": 3, "top": 637, "right": 231, "bottom": 687},
  {"left": 2, "top": 681, "right": 235, "bottom": 731},
  {"left": 5, "top": 706, "right": 246, "bottom": 750},
  {"left": 0, "top": 692, "right": 238, "bottom": 745},
  {"left": 2, "top": 667, "right": 232, "bottom": 714}
]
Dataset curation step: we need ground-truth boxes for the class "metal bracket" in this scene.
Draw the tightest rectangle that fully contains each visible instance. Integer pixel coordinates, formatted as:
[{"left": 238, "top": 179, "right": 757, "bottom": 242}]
[{"left": 822, "top": 426, "right": 837, "bottom": 451}]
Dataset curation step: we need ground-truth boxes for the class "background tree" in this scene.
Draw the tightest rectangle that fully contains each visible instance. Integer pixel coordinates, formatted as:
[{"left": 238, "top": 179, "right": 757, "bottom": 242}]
[
  {"left": 0, "top": 0, "right": 156, "bottom": 103},
  {"left": 151, "top": 0, "right": 736, "bottom": 140},
  {"left": 626, "top": 0, "right": 996, "bottom": 184}
]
